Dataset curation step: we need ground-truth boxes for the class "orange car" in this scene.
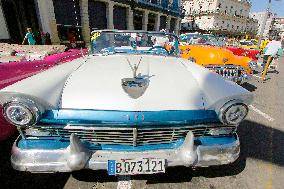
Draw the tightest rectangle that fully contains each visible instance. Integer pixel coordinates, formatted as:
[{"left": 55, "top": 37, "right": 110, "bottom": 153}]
[{"left": 179, "top": 34, "right": 256, "bottom": 83}]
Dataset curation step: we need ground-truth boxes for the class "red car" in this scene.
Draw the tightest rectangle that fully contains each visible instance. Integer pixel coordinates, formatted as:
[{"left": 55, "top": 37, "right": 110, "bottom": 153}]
[
  {"left": 226, "top": 46, "right": 260, "bottom": 60},
  {"left": 0, "top": 49, "right": 86, "bottom": 142}
]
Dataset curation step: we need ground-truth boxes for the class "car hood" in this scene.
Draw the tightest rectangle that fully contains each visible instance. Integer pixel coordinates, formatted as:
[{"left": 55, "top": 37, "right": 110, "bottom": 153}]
[
  {"left": 0, "top": 54, "right": 253, "bottom": 114},
  {"left": 60, "top": 55, "right": 207, "bottom": 111}
]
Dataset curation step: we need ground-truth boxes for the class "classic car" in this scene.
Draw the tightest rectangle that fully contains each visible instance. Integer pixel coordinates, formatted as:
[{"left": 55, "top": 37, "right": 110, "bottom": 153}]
[
  {"left": 225, "top": 43, "right": 260, "bottom": 61},
  {"left": 239, "top": 40, "right": 258, "bottom": 50},
  {"left": 179, "top": 34, "right": 256, "bottom": 83},
  {"left": 0, "top": 30, "right": 253, "bottom": 175},
  {"left": 0, "top": 49, "right": 86, "bottom": 142}
]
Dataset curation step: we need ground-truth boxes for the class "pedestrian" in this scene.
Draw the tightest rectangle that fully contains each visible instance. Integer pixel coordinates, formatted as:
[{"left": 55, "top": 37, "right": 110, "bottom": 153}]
[
  {"left": 45, "top": 32, "right": 52, "bottom": 45},
  {"left": 34, "top": 31, "right": 42, "bottom": 45},
  {"left": 262, "top": 36, "right": 282, "bottom": 71},
  {"left": 41, "top": 31, "right": 46, "bottom": 45},
  {"left": 22, "top": 28, "right": 36, "bottom": 45}
]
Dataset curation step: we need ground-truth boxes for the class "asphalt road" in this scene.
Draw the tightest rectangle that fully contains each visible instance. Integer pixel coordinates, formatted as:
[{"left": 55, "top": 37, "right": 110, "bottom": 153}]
[{"left": 0, "top": 56, "right": 283, "bottom": 189}]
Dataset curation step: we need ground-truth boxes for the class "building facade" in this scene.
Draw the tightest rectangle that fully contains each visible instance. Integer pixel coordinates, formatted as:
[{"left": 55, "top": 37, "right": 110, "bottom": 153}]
[
  {"left": 270, "top": 16, "right": 284, "bottom": 39},
  {"left": 0, "top": 0, "right": 183, "bottom": 44},
  {"left": 249, "top": 11, "right": 276, "bottom": 39},
  {"left": 182, "top": 0, "right": 258, "bottom": 37}
]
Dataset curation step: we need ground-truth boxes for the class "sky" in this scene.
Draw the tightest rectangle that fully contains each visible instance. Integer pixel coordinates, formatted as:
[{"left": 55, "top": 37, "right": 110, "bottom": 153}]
[{"left": 251, "top": 0, "right": 284, "bottom": 16}]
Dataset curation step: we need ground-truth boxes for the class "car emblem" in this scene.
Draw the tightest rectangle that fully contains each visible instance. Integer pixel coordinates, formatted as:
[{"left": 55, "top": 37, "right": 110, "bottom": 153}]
[
  {"left": 121, "top": 77, "right": 149, "bottom": 99},
  {"left": 122, "top": 57, "right": 150, "bottom": 99}
]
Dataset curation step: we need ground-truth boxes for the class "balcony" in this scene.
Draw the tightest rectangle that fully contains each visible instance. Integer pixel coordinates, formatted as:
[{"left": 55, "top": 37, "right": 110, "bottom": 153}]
[{"left": 138, "top": 0, "right": 182, "bottom": 15}]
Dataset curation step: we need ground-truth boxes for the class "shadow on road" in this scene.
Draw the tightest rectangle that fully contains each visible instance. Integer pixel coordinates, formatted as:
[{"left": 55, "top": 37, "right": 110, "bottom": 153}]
[
  {"left": 241, "top": 82, "right": 257, "bottom": 92},
  {"left": 0, "top": 133, "right": 70, "bottom": 189},
  {"left": 0, "top": 120, "right": 284, "bottom": 187}
]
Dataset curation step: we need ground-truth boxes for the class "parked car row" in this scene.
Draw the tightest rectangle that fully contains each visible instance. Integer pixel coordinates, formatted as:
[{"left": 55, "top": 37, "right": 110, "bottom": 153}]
[{"left": 0, "top": 30, "right": 253, "bottom": 176}]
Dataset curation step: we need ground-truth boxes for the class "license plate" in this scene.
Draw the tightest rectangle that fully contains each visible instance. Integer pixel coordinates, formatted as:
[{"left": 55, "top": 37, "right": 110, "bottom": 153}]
[{"left": 108, "top": 158, "right": 166, "bottom": 175}]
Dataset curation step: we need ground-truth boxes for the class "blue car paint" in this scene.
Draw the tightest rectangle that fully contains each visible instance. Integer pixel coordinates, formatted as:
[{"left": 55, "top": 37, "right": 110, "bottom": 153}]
[
  {"left": 17, "top": 135, "right": 237, "bottom": 151},
  {"left": 40, "top": 109, "right": 219, "bottom": 126}
]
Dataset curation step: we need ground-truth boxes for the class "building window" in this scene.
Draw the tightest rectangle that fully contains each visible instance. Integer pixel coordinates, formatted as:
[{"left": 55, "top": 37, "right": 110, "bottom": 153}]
[
  {"left": 53, "top": 0, "right": 83, "bottom": 41},
  {"left": 134, "top": 10, "right": 143, "bottom": 30},
  {"left": 160, "top": 16, "right": 167, "bottom": 30},
  {"left": 148, "top": 13, "right": 156, "bottom": 31},
  {"left": 113, "top": 6, "right": 127, "bottom": 30},
  {"left": 88, "top": 1, "right": 107, "bottom": 30},
  {"left": 170, "top": 18, "right": 176, "bottom": 33}
]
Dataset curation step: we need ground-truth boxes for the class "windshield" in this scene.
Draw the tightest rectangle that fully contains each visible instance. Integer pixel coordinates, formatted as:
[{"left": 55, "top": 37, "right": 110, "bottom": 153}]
[
  {"left": 226, "top": 40, "right": 241, "bottom": 47},
  {"left": 180, "top": 34, "right": 201, "bottom": 43},
  {"left": 180, "top": 34, "right": 224, "bottom": 47},
  {"left": 89, "top": 31, "right": 179, "bottom": 57}
]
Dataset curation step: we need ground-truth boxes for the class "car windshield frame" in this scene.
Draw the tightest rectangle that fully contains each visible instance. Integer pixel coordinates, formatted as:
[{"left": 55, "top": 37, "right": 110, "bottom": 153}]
[{"left": 89, "top": 30, "right": 180, "bottom": 57}]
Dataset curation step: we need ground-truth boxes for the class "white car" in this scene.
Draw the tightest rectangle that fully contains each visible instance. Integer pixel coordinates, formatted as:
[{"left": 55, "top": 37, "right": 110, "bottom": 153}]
[{"left": 0, "top": 30, "right": 253, "bottom": 175}]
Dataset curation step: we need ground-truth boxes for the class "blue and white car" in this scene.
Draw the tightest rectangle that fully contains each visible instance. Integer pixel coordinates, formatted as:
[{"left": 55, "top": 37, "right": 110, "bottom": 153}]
[{"left": 0, "top": 30, "right": 253, "bottom": 175}]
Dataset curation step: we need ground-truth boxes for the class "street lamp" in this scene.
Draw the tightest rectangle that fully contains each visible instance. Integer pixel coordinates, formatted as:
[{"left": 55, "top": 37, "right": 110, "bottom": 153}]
[{"left": 257, "top": 0, "right": 281, "bottom": 49}]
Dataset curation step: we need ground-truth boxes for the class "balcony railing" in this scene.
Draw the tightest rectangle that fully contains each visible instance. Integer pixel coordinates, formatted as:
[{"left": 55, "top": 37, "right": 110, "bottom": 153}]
[{"left": 138, "top": 0, "right": 182, "bottom": 14}]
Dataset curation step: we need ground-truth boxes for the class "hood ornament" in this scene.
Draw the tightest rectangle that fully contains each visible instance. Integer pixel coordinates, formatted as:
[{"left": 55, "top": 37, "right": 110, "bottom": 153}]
[{"left": 122, "top": 57, "right": 150, "bottom": 99}]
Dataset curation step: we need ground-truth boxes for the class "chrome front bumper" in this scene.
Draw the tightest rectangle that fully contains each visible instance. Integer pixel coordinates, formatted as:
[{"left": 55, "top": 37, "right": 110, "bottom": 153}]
[{"left": 11, "top": 132, "right": 240, "bottom": 173}]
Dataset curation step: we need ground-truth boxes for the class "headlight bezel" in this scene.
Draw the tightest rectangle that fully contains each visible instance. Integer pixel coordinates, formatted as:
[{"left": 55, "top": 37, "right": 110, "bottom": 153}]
[
  {"left": 219, "top": 101, "right": 249, "bottom": 126},
  {"left": 189, "top": 57, "right": 196, "bottom": 63},
  {"left": 208, "top": 127, "right": 236, "bottom": 136},
  {"left": 2, "top": 98, "right": 41, "bottom": 127}
]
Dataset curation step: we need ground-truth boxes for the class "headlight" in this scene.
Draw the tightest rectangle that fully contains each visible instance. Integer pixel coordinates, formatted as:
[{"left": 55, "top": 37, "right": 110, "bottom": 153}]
[
  {"left": 189, "top": 57, "right": 196, "bottom": 63},
  {"left": 3, "top": 99, "right": 40, "bottom": 127},
  {"left": 219, "top": 102, "right": 248, "bottom": 125},
  {"left": 248, "top": 60, "right": 258, "bottom": 69}
]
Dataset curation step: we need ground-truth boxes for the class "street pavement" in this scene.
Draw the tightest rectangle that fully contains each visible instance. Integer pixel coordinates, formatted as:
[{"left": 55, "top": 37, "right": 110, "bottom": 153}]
[{"left": 0, "top": 56, "right": 284, "bottom": 189}]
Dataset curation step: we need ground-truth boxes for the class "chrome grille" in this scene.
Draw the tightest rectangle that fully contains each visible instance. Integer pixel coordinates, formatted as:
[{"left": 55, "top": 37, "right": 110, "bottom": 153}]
[
  {"left": 206, "top": 65, "right": 245, "bottom": 81},
  {"left": 24, "top": 125, "right": 235, "bottom": 146}
]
